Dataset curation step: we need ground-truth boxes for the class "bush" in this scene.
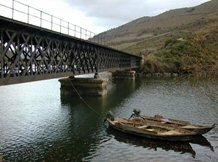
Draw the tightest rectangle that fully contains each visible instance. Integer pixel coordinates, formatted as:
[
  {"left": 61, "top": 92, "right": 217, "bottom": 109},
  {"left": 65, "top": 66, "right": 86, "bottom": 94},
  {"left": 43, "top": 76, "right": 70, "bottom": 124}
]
[{"left": 142, "top": 29, "right": 218, "bottom": 76}]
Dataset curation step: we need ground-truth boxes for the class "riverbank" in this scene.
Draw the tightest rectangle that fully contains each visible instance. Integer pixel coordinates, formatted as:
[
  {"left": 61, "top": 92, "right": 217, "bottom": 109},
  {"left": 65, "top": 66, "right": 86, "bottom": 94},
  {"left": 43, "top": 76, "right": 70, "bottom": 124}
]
[{"left": 138, "top": 72, "right": 218, "bottom": 79}]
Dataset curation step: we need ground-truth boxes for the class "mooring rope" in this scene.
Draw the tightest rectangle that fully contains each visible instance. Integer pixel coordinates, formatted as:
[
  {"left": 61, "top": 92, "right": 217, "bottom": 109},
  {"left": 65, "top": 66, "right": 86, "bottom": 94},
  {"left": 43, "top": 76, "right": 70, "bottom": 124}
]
[{"left": 70, "top": 81, "right": 101, "bottom": 116}]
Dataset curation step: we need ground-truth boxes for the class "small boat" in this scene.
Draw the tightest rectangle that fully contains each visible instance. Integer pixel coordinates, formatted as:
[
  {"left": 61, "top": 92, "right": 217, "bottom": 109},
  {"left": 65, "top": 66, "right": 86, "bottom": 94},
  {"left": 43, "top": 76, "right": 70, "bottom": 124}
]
[
  {"left": 107, "top": 128, "right": 196, "bottom": 157},
  {"left": 129, "top": 110, "right": 215, "bottom": 135},
  {"left": 105, "top": 113, "right": 197, "bottom": 142}
]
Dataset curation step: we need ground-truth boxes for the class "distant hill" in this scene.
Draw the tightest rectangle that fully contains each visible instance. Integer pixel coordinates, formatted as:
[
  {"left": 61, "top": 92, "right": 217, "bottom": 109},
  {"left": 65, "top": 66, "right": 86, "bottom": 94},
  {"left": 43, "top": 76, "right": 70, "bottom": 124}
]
[
  {"left": 92, "top": 0, "right": 218, "bottom": 76},
  {"left": 93, "top": 0, "right": 218, "bottom": 54}
]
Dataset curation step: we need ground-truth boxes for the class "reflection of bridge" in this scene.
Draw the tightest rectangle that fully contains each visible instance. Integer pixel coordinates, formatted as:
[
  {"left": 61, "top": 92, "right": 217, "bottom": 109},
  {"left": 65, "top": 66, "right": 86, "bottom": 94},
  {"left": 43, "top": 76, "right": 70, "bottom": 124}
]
[{"left": 0, "top": 0, "right": 141, "bottom": 85}]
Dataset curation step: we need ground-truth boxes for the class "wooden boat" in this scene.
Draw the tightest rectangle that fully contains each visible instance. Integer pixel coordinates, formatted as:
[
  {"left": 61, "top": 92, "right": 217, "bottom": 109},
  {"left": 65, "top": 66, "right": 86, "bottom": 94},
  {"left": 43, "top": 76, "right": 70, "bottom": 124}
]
[
  {"left": 127, "top": 109, "right": 215, "bottom": 135},
  {"left": 106, "top": 117, "right": 197, "bottom": 142},
  {"left": 131, "top": 114, "right": 215, "bottom": 135},
  {"left": 107, "top": 128, "right": 196, "bottom": 157}
]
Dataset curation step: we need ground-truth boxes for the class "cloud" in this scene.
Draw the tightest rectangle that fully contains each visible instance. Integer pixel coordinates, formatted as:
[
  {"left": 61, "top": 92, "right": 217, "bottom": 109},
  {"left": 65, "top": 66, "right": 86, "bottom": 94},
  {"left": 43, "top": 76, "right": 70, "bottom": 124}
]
[
  {"left": 7, "top": 0, "right": 105, "bottom": 33},
  {"left": 66, "top": 0, "right": 210, "bottom": 29},
  {"left": 4, "top": 0, "right": 210, "bottom": 34}
]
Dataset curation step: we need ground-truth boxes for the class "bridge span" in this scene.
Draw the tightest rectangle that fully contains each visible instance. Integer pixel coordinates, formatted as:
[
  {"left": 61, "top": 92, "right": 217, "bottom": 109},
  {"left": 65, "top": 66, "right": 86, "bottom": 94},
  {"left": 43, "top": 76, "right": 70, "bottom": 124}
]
[{"left": 0, "top": 1, "right": 141, "bottom": 86}]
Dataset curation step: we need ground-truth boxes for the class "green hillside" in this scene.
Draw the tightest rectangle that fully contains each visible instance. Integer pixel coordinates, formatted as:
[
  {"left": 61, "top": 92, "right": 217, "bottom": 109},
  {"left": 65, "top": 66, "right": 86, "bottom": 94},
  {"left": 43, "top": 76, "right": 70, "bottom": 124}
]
[
  {"left": 144, "top": 25, "right": 218, "bottom": 76},
  {"left": 93, "top": 0, "right": 218, "bottom": 76}
]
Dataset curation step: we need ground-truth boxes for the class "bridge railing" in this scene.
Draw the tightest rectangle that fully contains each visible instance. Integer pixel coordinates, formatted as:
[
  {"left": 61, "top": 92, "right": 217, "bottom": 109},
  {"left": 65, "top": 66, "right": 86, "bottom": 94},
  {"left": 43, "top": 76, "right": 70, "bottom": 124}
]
[{"left": 0, "top": 0, "right": 106, "bottom": 44}]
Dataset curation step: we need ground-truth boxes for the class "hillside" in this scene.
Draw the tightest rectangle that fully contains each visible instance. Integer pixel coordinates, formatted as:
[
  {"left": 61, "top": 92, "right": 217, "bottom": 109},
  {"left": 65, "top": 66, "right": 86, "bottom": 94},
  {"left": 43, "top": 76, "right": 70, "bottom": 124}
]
[
  {"left": 93, "top": 0, "right": 218, "bottom": 54},
  {"left": 144, "top": 26, "right": 218, "bottom": 76},
  {"left": 93, "top": 0, "right": 218, "bottom": 76}
]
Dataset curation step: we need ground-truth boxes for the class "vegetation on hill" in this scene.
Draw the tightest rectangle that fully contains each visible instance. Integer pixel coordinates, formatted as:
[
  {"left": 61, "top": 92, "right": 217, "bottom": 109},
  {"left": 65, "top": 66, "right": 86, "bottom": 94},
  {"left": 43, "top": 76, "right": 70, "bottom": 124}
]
[
  {"left": 143, "top": 26, "right": 218, "bottom": 76},
  {"left": 93, "top": 0, "right": 218, "bottom": 76}
]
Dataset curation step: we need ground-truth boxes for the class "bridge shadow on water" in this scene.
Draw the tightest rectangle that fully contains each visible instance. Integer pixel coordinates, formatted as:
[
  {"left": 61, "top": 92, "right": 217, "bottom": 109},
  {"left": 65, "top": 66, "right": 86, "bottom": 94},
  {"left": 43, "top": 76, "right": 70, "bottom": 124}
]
[
  {"left": 53, "top": 79, "right": 142, "bottom": 161},
  {"left": 60, "top": 79, "right": 141, "bottom": 114}
]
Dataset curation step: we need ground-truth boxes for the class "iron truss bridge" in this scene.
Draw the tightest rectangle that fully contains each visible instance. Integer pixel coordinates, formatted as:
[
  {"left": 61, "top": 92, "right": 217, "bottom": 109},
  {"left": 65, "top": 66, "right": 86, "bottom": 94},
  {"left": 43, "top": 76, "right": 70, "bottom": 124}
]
[
  {"left": 0, "top": 1, "right": 141, "bottom": 86},
  {"left": 0, "top": 17, "right": 141, "bottom": 85}
]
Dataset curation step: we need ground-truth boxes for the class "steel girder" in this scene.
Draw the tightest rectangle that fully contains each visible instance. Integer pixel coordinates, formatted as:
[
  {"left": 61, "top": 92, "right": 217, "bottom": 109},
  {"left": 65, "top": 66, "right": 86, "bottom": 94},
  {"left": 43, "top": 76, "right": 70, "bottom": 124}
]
[{"left": 0, "top": 16, "right": 141, "bottom": 85}]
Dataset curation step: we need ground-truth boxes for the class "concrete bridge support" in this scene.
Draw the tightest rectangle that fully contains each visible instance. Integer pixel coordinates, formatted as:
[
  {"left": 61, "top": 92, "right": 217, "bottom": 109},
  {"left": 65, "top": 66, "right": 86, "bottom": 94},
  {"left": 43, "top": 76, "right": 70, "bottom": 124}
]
[
  {"left": 112, "top": 70, "right": 136, "bottom": 80},
  {"left": 59, "top": 70, "right": 137, "bottom": 97},
  {"left": 59, "top": 76, "right": 109, "bottom": 97}
]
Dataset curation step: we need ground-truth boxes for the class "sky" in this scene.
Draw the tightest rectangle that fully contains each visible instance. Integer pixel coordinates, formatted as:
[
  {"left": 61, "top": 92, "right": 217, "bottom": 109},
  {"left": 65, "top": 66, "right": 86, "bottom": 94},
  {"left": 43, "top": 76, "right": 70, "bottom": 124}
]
[{"left": 0, "top": 0, "right": 210, "bottom": 34}]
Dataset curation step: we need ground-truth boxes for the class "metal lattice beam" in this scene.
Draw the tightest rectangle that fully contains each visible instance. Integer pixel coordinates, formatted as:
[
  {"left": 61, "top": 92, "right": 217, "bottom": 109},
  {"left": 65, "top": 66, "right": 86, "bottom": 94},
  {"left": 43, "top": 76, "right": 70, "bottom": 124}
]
[{"left": 0, "top": 16, "right": 141, "bottom": 85}]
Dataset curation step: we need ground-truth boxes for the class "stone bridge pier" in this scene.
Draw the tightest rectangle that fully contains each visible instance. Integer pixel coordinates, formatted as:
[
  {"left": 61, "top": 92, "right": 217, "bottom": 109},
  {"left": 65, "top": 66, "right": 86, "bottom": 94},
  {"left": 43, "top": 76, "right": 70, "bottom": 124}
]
[
  {"left": 59, "top": 76, "right": 109, "bottom": 97},
  {"left": 59, "top": 70, "right": 136, "bottom": 97},
  {"left": 112, "top": 70, "right": 136, "bottom": 80}
]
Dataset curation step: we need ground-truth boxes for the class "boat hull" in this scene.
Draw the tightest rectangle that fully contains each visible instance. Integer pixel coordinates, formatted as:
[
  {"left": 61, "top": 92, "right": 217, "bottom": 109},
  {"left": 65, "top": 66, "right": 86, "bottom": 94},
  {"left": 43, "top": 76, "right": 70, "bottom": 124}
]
[
  {"left": 107, "top": 119, "right": 197, "bottom": 142},
  {"left": 181, "top": 125, "right": 215, "bottom": 135},
  {"left": 136, "top": 115, "right": 215, "bottom": 135}
]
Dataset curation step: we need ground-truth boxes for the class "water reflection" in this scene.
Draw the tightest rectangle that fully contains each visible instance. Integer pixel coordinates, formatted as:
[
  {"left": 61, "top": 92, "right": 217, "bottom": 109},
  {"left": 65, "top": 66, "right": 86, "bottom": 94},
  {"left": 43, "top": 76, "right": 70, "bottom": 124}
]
[
  {"left": 0, "top": 78, "right": 217, "bottom": 161},
  {"left": 48, "top": 78, "right": 218, "bottom": 161},
  {"left": 60, "top": 79, "right": 140, "bottom": 114},
  {"left": 107, "top": 128, "right": 214, "bottom": 158},
  {"left": 191, "top": 135, "right": 214, "bottom": 152}
]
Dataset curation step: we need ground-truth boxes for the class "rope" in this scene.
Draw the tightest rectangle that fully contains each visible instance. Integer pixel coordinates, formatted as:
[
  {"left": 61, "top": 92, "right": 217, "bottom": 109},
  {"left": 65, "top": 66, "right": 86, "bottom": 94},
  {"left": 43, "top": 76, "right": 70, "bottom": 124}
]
[{"left": 70, "top": 81, "right": 101, "bottom": 116}]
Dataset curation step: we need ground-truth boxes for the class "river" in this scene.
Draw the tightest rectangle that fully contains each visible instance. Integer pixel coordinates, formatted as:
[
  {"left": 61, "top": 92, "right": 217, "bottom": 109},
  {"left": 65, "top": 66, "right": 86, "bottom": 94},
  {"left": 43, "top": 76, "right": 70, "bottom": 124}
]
[{"left": 0, "top": 77, "right": 217, "bottom": 161}]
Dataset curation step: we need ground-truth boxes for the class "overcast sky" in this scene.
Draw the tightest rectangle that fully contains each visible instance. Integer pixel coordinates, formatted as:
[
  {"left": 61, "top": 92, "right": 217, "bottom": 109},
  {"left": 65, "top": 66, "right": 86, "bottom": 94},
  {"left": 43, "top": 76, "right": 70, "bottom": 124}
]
[{"left": 1, "top": 0, "right": 210, "bottom": 33}]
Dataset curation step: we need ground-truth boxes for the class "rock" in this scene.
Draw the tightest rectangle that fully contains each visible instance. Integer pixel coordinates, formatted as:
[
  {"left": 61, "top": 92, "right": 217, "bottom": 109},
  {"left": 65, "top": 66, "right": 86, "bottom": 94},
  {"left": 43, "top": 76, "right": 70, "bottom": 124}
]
[
  {"left": 171, "top": 73, "right": 179, "bottom": 77},
  {"left": 0, "top": 153, "right": 4, "bottom": 162},
  {"left": 145, "top": 73, "right": 152, "bottom": 77},
  {"left": 163, "top": 73, "right": 171, "bottom": 77}
]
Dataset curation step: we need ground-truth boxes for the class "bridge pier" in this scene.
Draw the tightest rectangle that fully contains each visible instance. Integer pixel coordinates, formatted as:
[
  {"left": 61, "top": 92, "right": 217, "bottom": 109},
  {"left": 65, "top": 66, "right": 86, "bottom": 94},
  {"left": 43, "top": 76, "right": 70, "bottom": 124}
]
[
  {"left": 112, "top": 70, "right": 136, "bottom": 80},
  {"left": 59, "top": 76, "right": 109, "bottom": 97}
]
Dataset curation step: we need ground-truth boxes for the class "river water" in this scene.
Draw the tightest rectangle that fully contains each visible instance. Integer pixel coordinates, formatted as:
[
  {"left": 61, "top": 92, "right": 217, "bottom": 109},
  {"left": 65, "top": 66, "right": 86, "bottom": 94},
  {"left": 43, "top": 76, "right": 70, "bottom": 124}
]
[{"left": 0, "top": 77, "right": 217, "bottom": 162}]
